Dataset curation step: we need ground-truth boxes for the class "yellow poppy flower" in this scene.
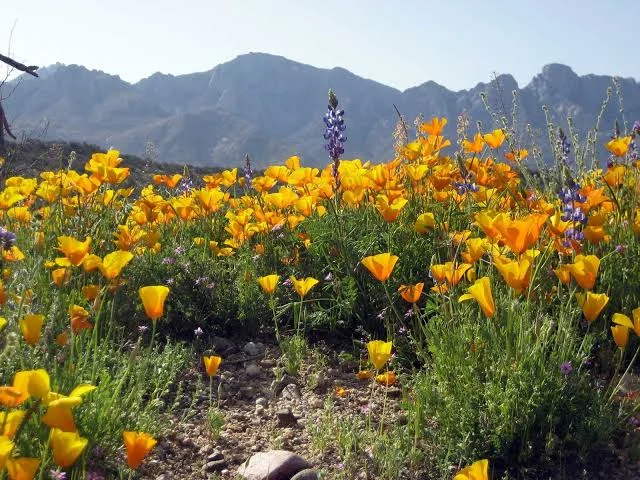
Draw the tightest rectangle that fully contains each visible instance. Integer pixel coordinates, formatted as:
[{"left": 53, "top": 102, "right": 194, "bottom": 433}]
[
  {"left": 459, "top": 277, "right": 496, "bottom": 318},
  {"left": 483, "top": 129, "right": 505, "bottom": 149},
  {"left": 19, "top": 314, "right": 45, "bottom": 346},
  {"left": 257, "top": 274, "right": 279, "bottom": 295},
  {"left": 605, "top": 136, "right": 632, "bottom": 157},
  {"left": 203, "top": 356, "right": 222, "bottom": 377},
  {"left": 99, "top": 250, "right": 134, "bottom": 280},
  {"left": 361, "top": 253, "right": 399, "bottom": 282},
  {"left": 568, "top": 255, "right": 600, "bottom": 291},
  {"left": 6, "top": 457, "right": 40, "bottom": 480},
  {"left": 576, "top": 291, "right": 609, "bottom": 323},
  {"left": 139, "top": 286, "right": 170, "bottom": 321},
  {"left": 0, "top": 436, "right": 15, "bottom": 470},
  {"left": 454, "top": 459, "right": 489, "bottom": 480},
  {"left": 0, "top": 410, "right": 25, "bottom": 438},
  {"left": 50, "top": 429, "right": 88, "bottom": 468},
  {"left": 56, "top": 236, "right": 91, "bottom": 266},
  {"left": 612, "top": 325, "right": 630, "bottom": 349},
  {"left": 367, "top": 340, "right": 392, "bottom": 370},
  {"left": 289, "top": 276, "right": 319, "bottom": 298}
]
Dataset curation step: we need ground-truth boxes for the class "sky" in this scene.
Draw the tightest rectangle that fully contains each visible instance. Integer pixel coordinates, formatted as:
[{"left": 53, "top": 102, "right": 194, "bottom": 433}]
[{"left": 1, "top": 1, "right": 638, "bottom": 91}]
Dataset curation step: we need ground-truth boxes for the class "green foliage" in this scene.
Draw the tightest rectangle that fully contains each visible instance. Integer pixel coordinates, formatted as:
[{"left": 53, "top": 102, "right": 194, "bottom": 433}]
[{"left": 410, "top": 294, "right": 618, "bottom": 475}]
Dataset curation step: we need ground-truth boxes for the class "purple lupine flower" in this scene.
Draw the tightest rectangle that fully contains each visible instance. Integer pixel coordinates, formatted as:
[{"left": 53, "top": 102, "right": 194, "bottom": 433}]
[
  {"left": 50, "top": 470, "right": 67, "bottom": 480},
  {"left": 559, "top": 182, "right": 588, "bottom": 247},
  {"left": 324, "top": 90, "right": 346, "bottom": 186},
  {"left": 453, "top": 171, "right": 480, "bottom": 195},
  {"left": 174, "top": 246, "right": 186, "bottom": 255},
  {"left": 138, "top": 325, "right": 149, "bottom": 334},
  {"left": 177, "top": 176, "right": 193, "bottom": 196},
  {"left": 86, "top": 473, "right": 106, "bottom": 480},
  {"left": 161, "top": 257, "right": 176, "bottom": 265},
  {"left": 560, "top": 361, "right": 573, "bottom": 376},
  {"left": 557, "top": 128, "right": 571, "bottom": 164},
  {"left": 244, "top": 154, "right": 254, "bottom": 189},
  {"left": 0, "top": 227, "right": 16, "bottom": 250}
]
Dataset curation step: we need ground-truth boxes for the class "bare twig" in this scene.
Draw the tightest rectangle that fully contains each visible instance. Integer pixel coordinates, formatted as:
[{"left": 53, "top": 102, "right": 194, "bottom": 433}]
[{"left": 0, "top": 53, "right": 38, "bottom": 77}]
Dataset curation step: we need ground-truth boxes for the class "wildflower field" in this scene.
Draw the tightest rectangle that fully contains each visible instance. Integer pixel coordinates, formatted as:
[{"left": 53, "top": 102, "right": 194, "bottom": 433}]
[{"left": 2, "top": 90, "right": 640, "bottom": 480}]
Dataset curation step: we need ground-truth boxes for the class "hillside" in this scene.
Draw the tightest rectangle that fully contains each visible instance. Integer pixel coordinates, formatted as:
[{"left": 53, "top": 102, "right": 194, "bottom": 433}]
[{"left": 2, "top": 54, "right": 638, "bottom": 168}]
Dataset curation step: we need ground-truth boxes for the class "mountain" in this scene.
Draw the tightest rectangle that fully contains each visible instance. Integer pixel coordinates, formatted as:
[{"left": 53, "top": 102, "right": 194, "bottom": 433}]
[{"left": 2, "top": 53, "right": 638, "bottom": 169}]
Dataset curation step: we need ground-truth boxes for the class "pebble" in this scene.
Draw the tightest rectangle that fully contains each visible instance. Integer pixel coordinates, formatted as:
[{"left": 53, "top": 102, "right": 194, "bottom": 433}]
[
  {"left": 276, "top": 408, "right": 298, "bottom": 427},
  {"left": 308, "top": 396, "right": 323, "bottom": 409},
  {"left": 207, "top": 451, "right": 224, "bottom": 462},
  {"left": 255, "top": 397, "right": 268, "bottom": 408},
  {"left": 246, "top": 363, "right": 262, "bottom": 377},
  {"left": 280, "top": 383, "right": 301, "bottom": 400},
  {"left": 291, "top": 469, "right": 322, "bottom": 480},
  {"left": 243, "top": 341, "right": 265, "bottom": 356},
  {"left": 271, "top": 374, "right": 298, "bottom": 396},
  {"left": 255, "top": 404, "right": 265, "bottom": 416},
  {"left": 203, "top": 459, "right": 227, "bottom": 473},
  {"left": 237, "top": 450, "right": 311, "bottom": 480}
]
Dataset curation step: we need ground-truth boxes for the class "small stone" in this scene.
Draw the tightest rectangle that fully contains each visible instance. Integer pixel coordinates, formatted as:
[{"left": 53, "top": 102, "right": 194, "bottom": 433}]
[
  {"left": 280, "top": 383, "right": 301, "bottom": 400},
  {"left": 255, "top": 405, "right": 265, "bottom": 416},
  {"left": 276, "top": 408, "right": 298, "bottom": 427},
  {"left": 203, "top": 459, "right": 227, "bottom": 473},
  {"left": 256, "top": 397, "right": 268, "bottom": 408},
  {"left": 211, "top": 336, "right": 236, "bottom": 355},
  {"left": 237, "top": 450, "right": 311, "bottom": 480},
  {"left": 207, "top": 451, "right": 224, "bottom": 462},
  {"left": 261, "top": 358, "right": 276, "bottom": 368},
  {"left": 271, "top": 374, "right": 298, "bottom": 396},
  {"left": 308, "top": 396, "right": 323, "bottom": 409},
  {"left": 246, "top": 363, "right": 262, "bottom": 377},
  {"left": 243, "top": 341, "right": 265, "bottom": 356},
  {"left": 291, "top": 469, "right": 321, "bottom": 480}
]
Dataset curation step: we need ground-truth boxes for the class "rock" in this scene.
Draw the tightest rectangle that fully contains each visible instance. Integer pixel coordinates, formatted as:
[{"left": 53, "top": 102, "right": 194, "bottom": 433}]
[
  {"left": 207, "top": 451, "right": 224, "bottom": 462},
  {"left": 246, "top": 363, "right": 262, "bottom": 377},
  {"left": 291, "top": 469, "right": 321, "bottom": 480},
  {"left": 275, "top": 408, "right": 298, "bottom": 427},
  {"left": 308, "top": 396, "right": 323, "bottom": 409},
  {"left": 261, "top": 358, "right": 276, "bottom": 368},
  {"left": 203, "top": 459, "right": 228, "bottom": 472},
  {"left": 271, "top": 375, "right": 298, "bottom": 396},
  {"left": 255, "top": 405, "right": 265, "bottom": 416},
  {"left": 256, "top": 397, "right": 269, "bottom": 408},
  {"left": 212, "top": 336, "right": 236, "bottom": 355},
  {"left": 243, "top": 341, "right": 265, "bottom": 356},
  {"left": 280, "top": 383, "right": 301, "bottom": 400},
  {"left": 237, "top": 450, "right": 311, "bottom": 480}
]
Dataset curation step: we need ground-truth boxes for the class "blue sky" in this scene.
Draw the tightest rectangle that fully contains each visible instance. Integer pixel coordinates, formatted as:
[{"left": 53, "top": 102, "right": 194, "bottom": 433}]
[{"left": 2, "top": 1, "right": 637, "bottom": 91}]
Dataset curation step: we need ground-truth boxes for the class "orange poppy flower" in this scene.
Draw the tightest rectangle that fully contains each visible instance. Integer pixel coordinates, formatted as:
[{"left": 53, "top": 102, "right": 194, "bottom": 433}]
[
  {"left": 398, "top": 283, "right": 424, "bottom": 303},
  {"left": 123, "top": 431, "right": 157, "bottom": 469},
  {"left": 361, "top": 253, "right": 399, "bottom": 282},
  {"left": 375, "top": 371, "right": 396, "bottom": 386}
]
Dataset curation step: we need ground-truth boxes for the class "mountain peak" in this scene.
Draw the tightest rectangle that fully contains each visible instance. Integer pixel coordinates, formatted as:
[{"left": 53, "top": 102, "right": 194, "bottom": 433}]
[{"left": 541, "top": 63, "right": 578, "bottom": 81}]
